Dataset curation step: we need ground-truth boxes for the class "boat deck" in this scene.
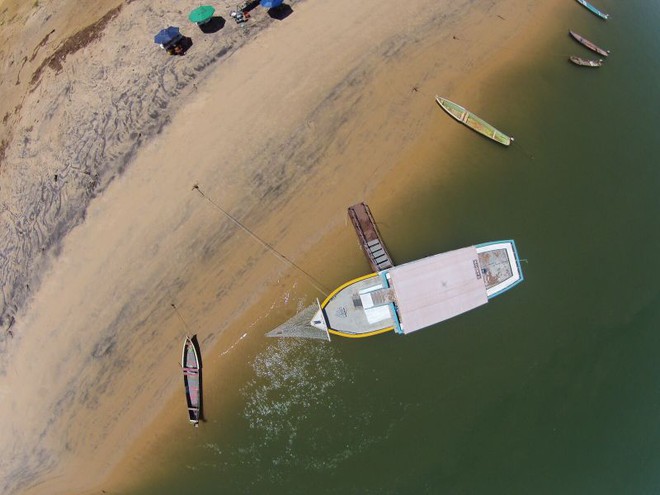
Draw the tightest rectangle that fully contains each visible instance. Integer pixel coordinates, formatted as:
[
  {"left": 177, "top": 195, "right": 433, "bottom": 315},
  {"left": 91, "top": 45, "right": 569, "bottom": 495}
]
[
  {"left": 476, "top": 241, "right": 523, "bottom": 297},
  {"left": 322, "top": 274, "right": 396, "bottom": 335},
  {"left": 478, "top": 249, "right": 513, "bottom": 290}
]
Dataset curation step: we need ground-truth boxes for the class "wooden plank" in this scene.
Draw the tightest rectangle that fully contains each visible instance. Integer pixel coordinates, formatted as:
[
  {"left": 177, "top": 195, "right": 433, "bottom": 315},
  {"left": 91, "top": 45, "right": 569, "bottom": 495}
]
[{"left": 348, "top": 202, "right": 394, "bottom": 272}]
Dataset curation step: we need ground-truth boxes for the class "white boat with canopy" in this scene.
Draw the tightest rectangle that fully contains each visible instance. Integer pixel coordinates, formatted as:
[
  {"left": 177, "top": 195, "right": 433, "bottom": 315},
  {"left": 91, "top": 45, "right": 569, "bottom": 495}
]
[{"left": 310, "top": 240, "right": 523, "bottom": 338}]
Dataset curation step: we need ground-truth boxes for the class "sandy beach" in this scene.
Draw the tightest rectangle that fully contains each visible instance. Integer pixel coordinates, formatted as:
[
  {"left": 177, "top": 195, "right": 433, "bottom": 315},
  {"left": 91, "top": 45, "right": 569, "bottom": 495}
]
[{"left": 0, "top": 0, "right": 570, "bottom": 493}]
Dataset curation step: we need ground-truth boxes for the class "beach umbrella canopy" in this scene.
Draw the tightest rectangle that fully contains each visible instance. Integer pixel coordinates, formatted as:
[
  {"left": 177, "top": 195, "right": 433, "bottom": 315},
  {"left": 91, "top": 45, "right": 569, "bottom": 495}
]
[
  {"left": 260, "top": 0, "right": 283, "bottom": 8},
  {"left": 154, "top": 26, "right": 181, "bottom": 45},
  {"left": 188, "top": 5, "right": 215, "bottom": 24}
]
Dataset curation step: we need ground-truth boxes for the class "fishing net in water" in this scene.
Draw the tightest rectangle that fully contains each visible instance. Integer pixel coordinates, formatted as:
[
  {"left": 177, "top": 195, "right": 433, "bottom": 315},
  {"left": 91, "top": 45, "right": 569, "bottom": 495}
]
[{"left": 265, "top": 304, "right": 330, "bottom": 341}]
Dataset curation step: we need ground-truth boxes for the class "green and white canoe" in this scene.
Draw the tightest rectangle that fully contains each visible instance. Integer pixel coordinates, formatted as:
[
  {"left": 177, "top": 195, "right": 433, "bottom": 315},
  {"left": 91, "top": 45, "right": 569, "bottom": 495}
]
[{"left": 435, "top": 96, "right": 513, "bottom": 146}]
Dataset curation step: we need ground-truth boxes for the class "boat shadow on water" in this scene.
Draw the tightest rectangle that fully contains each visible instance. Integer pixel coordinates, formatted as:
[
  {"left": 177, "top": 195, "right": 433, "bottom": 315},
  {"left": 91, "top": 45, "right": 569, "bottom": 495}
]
[{"left": 193, "top": 335, "right": 206, "bottom": 425}]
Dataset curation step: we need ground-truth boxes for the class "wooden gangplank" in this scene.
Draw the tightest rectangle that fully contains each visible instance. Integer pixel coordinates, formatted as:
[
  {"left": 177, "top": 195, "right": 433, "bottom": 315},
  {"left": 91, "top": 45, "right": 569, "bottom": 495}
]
[{"left": 348, "top": 202, "right": 394, "bottom": 272}]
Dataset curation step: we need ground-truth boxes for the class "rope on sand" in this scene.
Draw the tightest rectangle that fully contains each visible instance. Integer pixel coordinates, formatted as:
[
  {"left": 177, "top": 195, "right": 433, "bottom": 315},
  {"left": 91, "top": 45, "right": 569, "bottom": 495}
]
[{"left": 192, "top": 184, "right": 329, "bottom": 297}]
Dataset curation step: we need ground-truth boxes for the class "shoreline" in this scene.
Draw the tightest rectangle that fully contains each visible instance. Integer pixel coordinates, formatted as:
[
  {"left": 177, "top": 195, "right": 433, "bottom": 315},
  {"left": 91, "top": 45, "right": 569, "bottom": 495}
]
[{"left": 0, "top": 0, "right": 572, "bottom": 493}]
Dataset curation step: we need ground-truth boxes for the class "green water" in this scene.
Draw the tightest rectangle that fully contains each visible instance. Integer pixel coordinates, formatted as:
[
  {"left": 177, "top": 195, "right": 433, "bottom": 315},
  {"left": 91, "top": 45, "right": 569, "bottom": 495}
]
[{"left": 131, "top": 2, "right": 660, "bottom": 493}]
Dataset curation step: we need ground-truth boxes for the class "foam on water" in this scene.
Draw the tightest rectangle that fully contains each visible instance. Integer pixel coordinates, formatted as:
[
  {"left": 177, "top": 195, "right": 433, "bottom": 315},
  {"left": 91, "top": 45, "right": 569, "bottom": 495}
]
[
  {"left": 238, "top": 337, "right": 379, "bottom": 476},
  {"left": 219, "top": 332, "right": 247, "bottom": 357}
]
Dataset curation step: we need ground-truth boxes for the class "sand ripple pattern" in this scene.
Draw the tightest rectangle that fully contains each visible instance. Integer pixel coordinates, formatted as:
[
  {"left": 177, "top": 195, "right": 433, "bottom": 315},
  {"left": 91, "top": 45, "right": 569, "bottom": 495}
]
[{"left": 0, "top": 0, "right": 273, "bottom": 337}]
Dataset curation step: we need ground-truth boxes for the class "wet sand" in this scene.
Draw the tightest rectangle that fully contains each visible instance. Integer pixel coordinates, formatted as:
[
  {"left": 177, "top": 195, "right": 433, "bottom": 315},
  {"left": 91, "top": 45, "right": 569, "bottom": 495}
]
[{"left": 0, "top": 0, "right": 570, "bottom": 493}]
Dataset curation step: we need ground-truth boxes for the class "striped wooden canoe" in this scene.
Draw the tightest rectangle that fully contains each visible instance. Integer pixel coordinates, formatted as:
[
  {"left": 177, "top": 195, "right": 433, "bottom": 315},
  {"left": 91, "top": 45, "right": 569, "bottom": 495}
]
[{"left": 182, "top": 336, "right": 201, "bottom": 426}]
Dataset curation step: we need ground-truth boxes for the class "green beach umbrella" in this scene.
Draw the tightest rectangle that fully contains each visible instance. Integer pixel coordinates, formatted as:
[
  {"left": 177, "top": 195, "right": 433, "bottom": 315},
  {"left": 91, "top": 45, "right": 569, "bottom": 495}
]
[{"left": 188, "top": 5, "right": 215, "bottom": 24}]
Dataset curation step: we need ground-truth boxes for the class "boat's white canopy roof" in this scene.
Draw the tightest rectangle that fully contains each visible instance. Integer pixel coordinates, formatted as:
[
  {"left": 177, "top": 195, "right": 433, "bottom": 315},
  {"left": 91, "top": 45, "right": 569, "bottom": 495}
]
[{"left": 388, "top": 246, "right": 488, "bottom": 334}]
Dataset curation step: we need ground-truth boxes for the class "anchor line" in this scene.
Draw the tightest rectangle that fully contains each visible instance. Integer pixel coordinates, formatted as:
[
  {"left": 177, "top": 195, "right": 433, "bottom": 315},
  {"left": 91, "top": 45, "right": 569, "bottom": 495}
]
[
  {"left": 193, "top": 185, "right": 329, "bottom": 297},
  {"left": 171, "top": 303, "right": 192, "bottom": 335},
  {"left": 511, "top": 140, "right": 535, "bottom": 161}
]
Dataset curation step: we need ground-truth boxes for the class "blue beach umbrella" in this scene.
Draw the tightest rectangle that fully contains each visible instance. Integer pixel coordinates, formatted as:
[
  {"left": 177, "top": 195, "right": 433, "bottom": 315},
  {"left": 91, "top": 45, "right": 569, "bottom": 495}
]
[
  {"left": 260, "top": 0, "right": 283, "bottom": 9},
  {"left": 154, "top": 26, "right": 181, "bottom": 45}
]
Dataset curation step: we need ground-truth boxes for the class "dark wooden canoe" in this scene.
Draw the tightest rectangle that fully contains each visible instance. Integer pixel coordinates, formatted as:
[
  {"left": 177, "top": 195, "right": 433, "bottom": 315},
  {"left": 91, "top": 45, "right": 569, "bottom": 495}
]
[
  {"left": 182, "top": 336, "right": 201, "bottom": 426},
  {"left": 569, "top": 30, "right": 609, "bottom": 57},
  {"left": 569, "top": 56, "right": 603, "bottom": 67}
]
